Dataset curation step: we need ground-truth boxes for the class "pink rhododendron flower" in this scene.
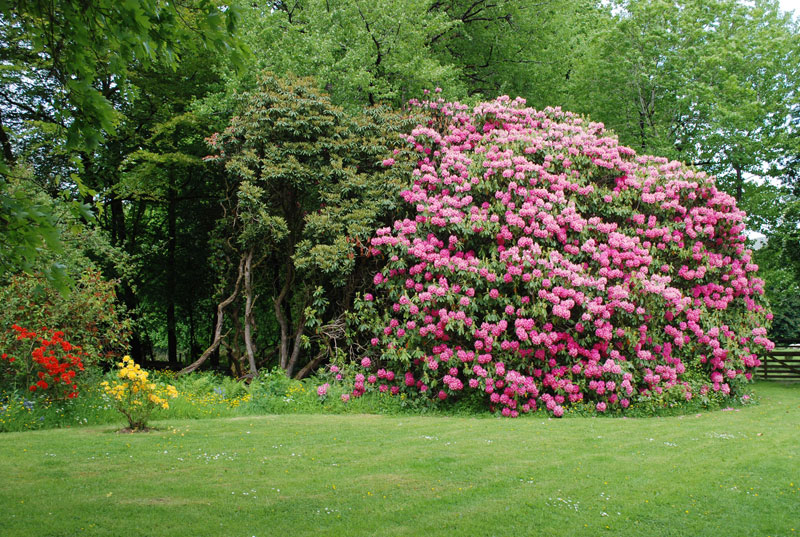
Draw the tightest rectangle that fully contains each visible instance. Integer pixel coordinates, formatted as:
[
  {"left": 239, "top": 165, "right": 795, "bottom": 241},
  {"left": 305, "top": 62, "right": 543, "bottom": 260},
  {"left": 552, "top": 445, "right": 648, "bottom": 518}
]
[{"left": 343, "top": 94, "right": 770, "bottom": 417}]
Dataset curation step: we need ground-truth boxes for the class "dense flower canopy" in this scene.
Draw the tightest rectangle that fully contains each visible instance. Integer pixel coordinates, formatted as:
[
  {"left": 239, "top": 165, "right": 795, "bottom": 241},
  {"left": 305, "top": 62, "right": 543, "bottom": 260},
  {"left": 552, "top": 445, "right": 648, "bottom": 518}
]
[{"left": 351, "top": 95, "right": 773, "bottom": 416}]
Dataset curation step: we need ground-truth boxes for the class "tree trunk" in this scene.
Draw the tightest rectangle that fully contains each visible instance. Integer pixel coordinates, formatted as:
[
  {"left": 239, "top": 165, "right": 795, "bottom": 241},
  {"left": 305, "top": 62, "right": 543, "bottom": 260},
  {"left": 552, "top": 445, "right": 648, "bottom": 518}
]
[
  {"left": 178, "top": 257, "right": 245, "bottom": 375},
  {"left": 243, "top": 249, "right": 258, "bottom": 377},
  {"left": 188, "top": 302, "right": 198, "bottom": 358},
  {"left": 0, "top": 109, "right": 15, "bottom": 165},
  {"left": 638, "top": 110, "right": 647, "bottom": 151},
  {"left": 294, "top": 350, "right": 326, "bottom": 380},
  {"left": 275, "top": 264, "right": 294, "bottom": 369},
  {"left": 231, "top": 305, "right": 242, "bottom": 368},
  {"left": 285, "top": 313, "right": 306, "bottom": 378},
  {"left": 209, "top": 304, "right": 220, "bottom": 369},
  {"left": 166, "top": 183, "right": 178, "bottom": 367},
  {"left": 110, "top": 197, "right": 126, "bottom": 247}
]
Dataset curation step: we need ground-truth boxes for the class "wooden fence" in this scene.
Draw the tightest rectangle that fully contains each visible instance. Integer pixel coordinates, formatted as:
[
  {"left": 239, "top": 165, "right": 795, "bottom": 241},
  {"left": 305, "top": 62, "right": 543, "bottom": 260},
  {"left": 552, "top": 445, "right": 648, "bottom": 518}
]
[{"left": 758, "top": 347, "right": 800, "bottom": 381}]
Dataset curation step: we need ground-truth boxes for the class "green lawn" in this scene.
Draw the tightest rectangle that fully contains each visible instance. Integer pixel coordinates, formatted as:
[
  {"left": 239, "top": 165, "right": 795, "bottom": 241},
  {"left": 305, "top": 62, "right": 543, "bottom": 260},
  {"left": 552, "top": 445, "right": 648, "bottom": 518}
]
[{"left": 1, "top": 382, "right": 798, "bottom": 537}]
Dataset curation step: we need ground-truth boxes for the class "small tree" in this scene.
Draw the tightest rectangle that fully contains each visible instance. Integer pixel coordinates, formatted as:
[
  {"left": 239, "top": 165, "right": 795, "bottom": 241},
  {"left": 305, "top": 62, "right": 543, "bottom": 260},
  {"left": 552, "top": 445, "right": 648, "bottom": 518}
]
[{"left": 182, "top": 74, "right": 419, "bottom": 377}]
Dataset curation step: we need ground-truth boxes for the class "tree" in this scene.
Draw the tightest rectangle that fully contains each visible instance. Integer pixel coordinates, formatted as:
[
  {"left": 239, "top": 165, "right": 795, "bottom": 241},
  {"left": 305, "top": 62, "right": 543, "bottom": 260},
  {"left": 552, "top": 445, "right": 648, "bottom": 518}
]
[
  {"left": 0, "top": 0, "right": 245, "bottom": 288},
  {"left": 566, "top": 0, "right": 799, "bottom": 200},
  {"left": 0, "top": 170, "right": 67, "bottom": 290},
  {"left": 227, "top": 0, "right": 591, "bottom": 110},
  {"left": 182, "top": 74, "right": 418, "bottom": 377},
  {"left": 0, "top": 0, "right": 245, "bottom": 155},
  {"left": 426, "top": 0, "right": 592, "bottom": 106},
  {"left": 228, "top": 0, "right": 463, "bottom": 108},
  {"left": 747, "top": 180, "right": 800, "bottom": 341}
]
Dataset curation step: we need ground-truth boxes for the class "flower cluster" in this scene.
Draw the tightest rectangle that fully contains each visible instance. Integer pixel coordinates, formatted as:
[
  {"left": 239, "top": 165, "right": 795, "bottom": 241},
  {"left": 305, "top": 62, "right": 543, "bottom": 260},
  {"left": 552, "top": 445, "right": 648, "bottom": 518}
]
[
  {"left": 1, "top": 325, "right": 86, "bottom": 399},
  {"left": 348, "top": 95, "right": 772, "bottom": 417},
  {"left": 102, "top": 356, "right": 178, "bottom": 429}
]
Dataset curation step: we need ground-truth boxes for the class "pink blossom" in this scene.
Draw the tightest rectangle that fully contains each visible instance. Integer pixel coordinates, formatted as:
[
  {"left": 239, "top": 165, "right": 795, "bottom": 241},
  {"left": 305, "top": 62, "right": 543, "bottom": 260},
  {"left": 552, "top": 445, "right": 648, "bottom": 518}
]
[{"left": 354, "top": 94, "right": 770, "bottom": 417}]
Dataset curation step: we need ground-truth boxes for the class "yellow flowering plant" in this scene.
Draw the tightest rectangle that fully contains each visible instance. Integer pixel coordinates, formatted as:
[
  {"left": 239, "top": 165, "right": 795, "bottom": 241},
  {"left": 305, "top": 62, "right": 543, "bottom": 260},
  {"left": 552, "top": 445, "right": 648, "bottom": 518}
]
[{"left": 101, "top": 356, "right": 178, "bottom": 430}]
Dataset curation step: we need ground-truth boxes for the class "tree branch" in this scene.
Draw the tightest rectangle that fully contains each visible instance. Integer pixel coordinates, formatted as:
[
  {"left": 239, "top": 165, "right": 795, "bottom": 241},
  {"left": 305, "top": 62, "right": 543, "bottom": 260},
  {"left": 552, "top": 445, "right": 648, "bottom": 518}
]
[{"left": 179, "top": 256, "right": 245, "bottom": 375}]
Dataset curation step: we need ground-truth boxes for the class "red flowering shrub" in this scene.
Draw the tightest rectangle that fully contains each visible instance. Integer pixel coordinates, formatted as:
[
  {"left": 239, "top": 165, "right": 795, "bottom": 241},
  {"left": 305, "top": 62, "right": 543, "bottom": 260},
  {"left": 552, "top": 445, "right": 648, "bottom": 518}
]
[
  {"left": 0, "top": 270, "right": 130, "bottom": 369},
  {"left": 345, "top": 95, "right": 773, "bottom": 416},
  {"left": 1, "top": 325, "right": 85, "bottom": 399}
]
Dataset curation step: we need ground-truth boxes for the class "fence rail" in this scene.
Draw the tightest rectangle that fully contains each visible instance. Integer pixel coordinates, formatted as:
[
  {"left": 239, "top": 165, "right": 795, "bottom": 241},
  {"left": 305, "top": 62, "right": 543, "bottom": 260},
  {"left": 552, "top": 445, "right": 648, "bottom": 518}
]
[{"left": 758, "top": 347, "right": 800, "bottom": 381}]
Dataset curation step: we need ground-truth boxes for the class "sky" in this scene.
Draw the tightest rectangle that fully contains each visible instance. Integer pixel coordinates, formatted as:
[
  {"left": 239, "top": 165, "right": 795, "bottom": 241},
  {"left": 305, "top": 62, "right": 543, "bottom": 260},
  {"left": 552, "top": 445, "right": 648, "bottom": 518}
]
[{"left": 779, "top": 0, "right": 800, "bottom": 17}]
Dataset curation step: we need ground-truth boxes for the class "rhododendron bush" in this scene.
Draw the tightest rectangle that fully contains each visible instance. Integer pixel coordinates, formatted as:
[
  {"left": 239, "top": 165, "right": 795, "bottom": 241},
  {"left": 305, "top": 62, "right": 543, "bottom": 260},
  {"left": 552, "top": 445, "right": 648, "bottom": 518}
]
[{"left": 344, "top": 95, "right": 773, "bottom": 417}]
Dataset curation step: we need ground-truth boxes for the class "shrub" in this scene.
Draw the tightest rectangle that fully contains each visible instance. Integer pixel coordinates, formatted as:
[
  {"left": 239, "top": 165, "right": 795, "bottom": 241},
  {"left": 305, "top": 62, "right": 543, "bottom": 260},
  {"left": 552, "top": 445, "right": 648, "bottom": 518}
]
[
  {"left": 0, "top": 325, "right": 86, "bottom": 400},
  {"left": 0, "top": 270, "right": 131, "bottom": 369},
  {"left": 348, "top": 95, "right": 773, "bottom": 417},
  {"left": 101, "top": 356, "right": 178, "bottom": 430}
]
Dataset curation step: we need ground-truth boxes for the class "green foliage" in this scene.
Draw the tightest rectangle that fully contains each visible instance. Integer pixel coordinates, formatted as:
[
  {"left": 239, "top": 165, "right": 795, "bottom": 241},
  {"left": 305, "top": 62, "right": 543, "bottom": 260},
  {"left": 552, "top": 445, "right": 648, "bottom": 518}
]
[
  {"left": 228, "top": 0, "right": 588, "bottom": 109},
  {"left": 745, "top": 181, "right": 800, "bottom": 341},
  {"left": 0, "top": 0, "right": 246, "bottom": 153},
  {"left": 0, "top": 271, "right": 130, "bottom": 369},
  {"left": 246, "top": 368, "right": 316, "bottom": 413},
  {"left": 0, "top": 0, "right": 246, "bottom": 299},
  {"left": 566, "top": 0, "right": 799, "bottom": 193},
  {"left": 0, "top": 272, "right": 130, "bottom": 365},
  {"left": 427, "top": 0, "right": 591, "bottom": 104},
  {"left": 763, "top": 280, "right": 800, "bottom": 342},
  {"left": 232, "top": 0, "right": 463, "bottom": 107},
  {"left": 208, "top": 73, "right": 420, "bottom": 376},
  {"left": 0, "top": 172, "right": 68, "bottom": 292}
]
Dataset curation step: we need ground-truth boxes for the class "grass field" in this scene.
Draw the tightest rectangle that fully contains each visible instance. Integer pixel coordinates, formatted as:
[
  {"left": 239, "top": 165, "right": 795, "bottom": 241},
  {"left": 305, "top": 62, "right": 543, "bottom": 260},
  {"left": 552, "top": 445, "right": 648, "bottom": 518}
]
[{"left": 1, "top": 381, "right": 798, "bottom": 537}]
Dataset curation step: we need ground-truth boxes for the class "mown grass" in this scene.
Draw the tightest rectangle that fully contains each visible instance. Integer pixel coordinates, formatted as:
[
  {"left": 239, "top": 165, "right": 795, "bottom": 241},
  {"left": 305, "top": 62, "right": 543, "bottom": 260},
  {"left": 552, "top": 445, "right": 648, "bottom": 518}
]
[{"left": 0, "top": 381, "right": 798, "bottom": 537}]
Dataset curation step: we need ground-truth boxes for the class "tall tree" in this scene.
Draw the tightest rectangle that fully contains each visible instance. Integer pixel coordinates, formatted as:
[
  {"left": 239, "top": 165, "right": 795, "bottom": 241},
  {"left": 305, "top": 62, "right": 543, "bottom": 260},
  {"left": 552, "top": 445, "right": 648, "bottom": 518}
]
[
  {"left": 0, "top": 0, "right": 245, "bottom": 289},
  {"left": 228, "top": 0, "right": 589, "bottom": 109},
  {"left": 566, "top": 0, "right": 799, "bottom": 197},
  {"left": 426, "top": 0, "right": 592, "bottom": 106},
  {"left": 89, "top": 27, "right": 236, "bottom": 364},
  {"left": 0, "top": 0, "right": 245, "bottom": 154},
  {"left": 224, "top": 0, "right": 460, "bottom": 107}
]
